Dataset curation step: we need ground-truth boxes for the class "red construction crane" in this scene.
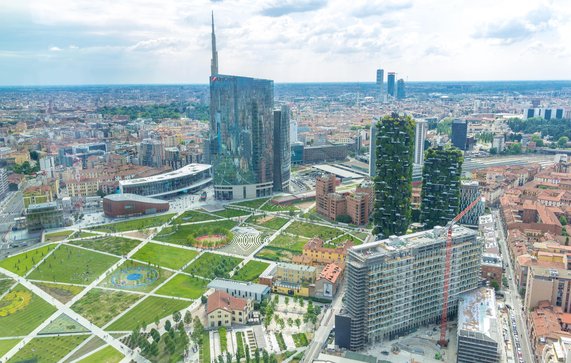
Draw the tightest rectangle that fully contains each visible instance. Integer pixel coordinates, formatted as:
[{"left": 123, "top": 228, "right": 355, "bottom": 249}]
[{"left": 439, "top": 196, "right": 484, "bottom": 347}]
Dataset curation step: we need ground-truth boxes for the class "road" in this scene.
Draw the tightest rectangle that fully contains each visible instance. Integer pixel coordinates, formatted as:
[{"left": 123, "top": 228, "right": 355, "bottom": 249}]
[
  {"left": 302, "top": 284, "right": 345, "bottom": 363},
  {"left": 494, "top": 209, "right": 534, "bottom": 363}
]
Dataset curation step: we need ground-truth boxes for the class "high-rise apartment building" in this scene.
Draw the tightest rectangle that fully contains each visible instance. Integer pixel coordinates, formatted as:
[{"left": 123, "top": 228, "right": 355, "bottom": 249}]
[
  {"left": 335, "top": 225, "right": 481, "bottom": 351},
  {"left": 420, "top": 147, "right": 463, "bottom": 229},
  {"left": 369, "top": 124, "right": 377, "bottom": 177},
  {"left": 273, "top": 106, "right": 291, "bottom": 192},
  {"left": 138, "top": 139, "right": 164, "bottom": 168},
  {"left": 0, "top": 168, "right": 8, "bottom": 201},
  {"left": 452, "top": 119, "right": 468, "bottom": 151},
  {"left": 376, "top": 69, "right": 384, "bottom": 100},
  {"left": 387, "top": 72, "right": 396, "bottom": 97},
  {"left": 372, "top": 113, "right": 415, "bottom": 238},
  {"left": 316, "top": 174, "right": 337, "bottom": 216},
  {"left": 414, "top": 119, "right": 427, "bottom": 165},
  {"left": 208, "top": 14, "right": 275, "bottom": 200},
  {"left": 459, "top": 180, "right": 484, "bottom": 226},
  {"left": 396, "top": 78, "right": 405, "bottom": 100}
]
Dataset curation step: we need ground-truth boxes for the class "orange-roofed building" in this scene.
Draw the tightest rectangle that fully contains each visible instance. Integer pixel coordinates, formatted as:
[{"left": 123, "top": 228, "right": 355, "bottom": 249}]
[
  {"left": 314, "top": 263, "right": 343, "bottom": 299},
  {"left": 528, "top": 302, "right": 571, "bottom": 361},
  {"left": 207, "top": 290, "right": 252, "bottom": 328}
]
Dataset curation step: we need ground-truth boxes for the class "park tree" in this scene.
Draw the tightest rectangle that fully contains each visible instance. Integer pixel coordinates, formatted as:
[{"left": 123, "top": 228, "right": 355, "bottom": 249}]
[
  {"left": 559, "top": 136, "right": 569, "bottom": 148},
  {"left": 245, "top": 348, "right": 251, "bottom": 363},
  {"left": 218, "top": 354, "right": 224, "bottom": 363},
  {"left": 165, "top": 319, "right": 172, "bottom": 331},
  {"left": 262, "top": 349, "right": 270, "bottom": 363},
  {"left": 295, "top": 318, "right": 301, "bottom": 329},
  {"left": 284, "top": 296, "right": 289, "bottom": 307},
  {"left": 226, "top": 352, "right": 232, "bottom": 363},
  {"left": 287, "top": 317, "right": 293, "bottom": 327},
  {"left": 560, "top": 215, "right": 568, "bottom": 226},
  {"left": 150, "top": 328, "right": 160, "bottom": 343},
  {"left": 184, "top": 311, "right": 192, "bottom": 325},
  {"left": 490, "top": 280, "right": 500, "bottom": 291},
  {"left": 173, "top": 311, "right": 182, "bottom": 323},
  {"left": 255, "top": 348, "right": 260, "bottom": 363}
]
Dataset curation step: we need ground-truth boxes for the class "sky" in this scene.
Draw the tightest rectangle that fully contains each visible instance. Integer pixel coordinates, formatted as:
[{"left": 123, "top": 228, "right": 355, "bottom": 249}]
[{"left": 0, "top": 0, "right": 570, "bottom": 85}]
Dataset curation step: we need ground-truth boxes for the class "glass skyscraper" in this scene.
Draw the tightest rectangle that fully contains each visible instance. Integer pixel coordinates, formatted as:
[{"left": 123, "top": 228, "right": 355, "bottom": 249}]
[
  {"left": 210, "top": 75, "right": 275, "bottom": 200},
  {"left": 273, "top": 105, "right": 291, "bottom": 192}
]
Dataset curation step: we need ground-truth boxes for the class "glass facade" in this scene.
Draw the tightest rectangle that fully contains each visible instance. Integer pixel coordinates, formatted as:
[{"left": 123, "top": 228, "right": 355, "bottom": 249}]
[
  {"left": 209, "top": 74, "right": 274, "bottom": 199},
  {"left": 120, "top": 166, "right": 212, "bottom": 197},
  {"left": 273, "top": 105, "right": 291, "bottom": 192}
]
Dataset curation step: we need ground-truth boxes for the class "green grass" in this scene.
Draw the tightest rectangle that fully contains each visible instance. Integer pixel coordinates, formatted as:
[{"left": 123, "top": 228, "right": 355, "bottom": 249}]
[
  {"left": 0, "top": 279, "right": 14, "bottom": 295},
  {"left": 0, "top": 244, "right": 56, "bottom": 276},
  {"left": 74, "top": 231, "right": 100, "bottom": 238},
  {"left": 246, "top": 215, "right": 289, "bottom": 230},
  {"left": 39, "top": 313, "right": 89, "bottom": 334},
  {"left": 155, "top": 274, "right": 208, "bottom": 299},
  {"left": 0, "top": 285, "right": 57, "bottom": 337},
  {"left": 232, "top": 261, "right": 270, "bottom": 282},
  {"left": 212, "top": 208, "right": 252, "bottom": 218},
  {"left": 260, "top": 202, "right": 298, "bottom": 213},
  {"left": 44, "top": 230, "right": 74, "bottom": 242},
  {"left": 70, "top": 236, "right": 141, "bottom": 256},
  {"left": 284, "top": 221, "right": 345, "bottom": 240},
  {"left": 172, "top": 210, "right": 221, "bottom": 224},
  {"left": 65, "top": 337, "right": 106, "bottom": 362},
  {"left": 269, "top": 234, "right": 309, "bottom": 253},
  {"left": 27, "top": 245, "right": 118, "bottom": 284},
  {"left": 131, "top": 243, "right": 198, "bottom": 270},
  {"left": 230, "top": 197, "right": 270, "bottom": 209},
  {"left": 33, "top": 282, "right": 84, "bottom": 303},
  {"left": 219, "top": 326, "right": 228, "bottom": 352},
  {"left": 89, "top": 213, "right": 175, "bottom": 233},
  {"left": 326, "top": 233, "right": 363, "bottom": 246},
  {"left": 292, "top": 333, "right": 309, "bottom": 347},
  {"left": 72, "top": 288, "right": 142, "bottom": 327},
  {"left": 99, "top": 260, "right": 172, "bottom": 292},
  {"left": 236, "top": 331, "right": 246, "bottom": 358},
  {"left": 78, "top": 345, "right": 123, "bottom": 363},
  {"left": 154, "top": 220, "right": 237, "bottom": 247},
  {"left": 200, "top": 331, "right": 210, "bottom": 363},
  {"left": 255, "top": 247, "right": 294, "bottom": 262},
  {"left": 184, "top": 252, "right": 242, "bottom": 279},
  {"left": 275, "top": 332, "right": 287, "bottom": 351},
  {"left": 106, "top": 296, "right": 190, "bottom": 331},
  {"left": 8, "top": 335, "right": 89, "bottom": 363},
  {"left": 0, "top": 339, "right": 20, "bottom": 357}
]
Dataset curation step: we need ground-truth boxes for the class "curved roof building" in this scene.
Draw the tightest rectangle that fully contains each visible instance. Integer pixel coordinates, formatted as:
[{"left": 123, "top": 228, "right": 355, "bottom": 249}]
[{"left": 103, "top": 193, "right": 170, "bottom": 218}]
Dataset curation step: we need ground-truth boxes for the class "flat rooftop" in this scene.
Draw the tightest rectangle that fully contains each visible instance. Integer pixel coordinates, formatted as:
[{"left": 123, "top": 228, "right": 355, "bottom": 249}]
[
  {"left": 119, "top": 163, "right": 210, "bottom": 186},
  {"left": 458, "top": 288, "right": 498, "bottom": 341},
  {"left": 207, "top": 278, "right": 270, "bottom": 295},
  {"left": 104, "top": 193, "right": 167, "bottom": 204},
  {"left": 351, "top": 225, "right": 477, "bottom": 259},
  {"left": 312, "top": 164, "right": 363, "bottom": 179}
]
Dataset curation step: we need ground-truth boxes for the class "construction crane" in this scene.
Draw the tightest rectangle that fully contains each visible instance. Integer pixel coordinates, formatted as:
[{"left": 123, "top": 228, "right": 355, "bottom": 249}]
[{"left": 439, "top": 196, "right": 484, "bottom": 347}]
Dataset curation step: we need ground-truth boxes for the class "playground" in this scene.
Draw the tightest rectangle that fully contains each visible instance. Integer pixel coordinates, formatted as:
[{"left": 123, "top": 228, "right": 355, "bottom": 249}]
[{"left": 110, "top": 266, "right": 159, "bottom": 289}]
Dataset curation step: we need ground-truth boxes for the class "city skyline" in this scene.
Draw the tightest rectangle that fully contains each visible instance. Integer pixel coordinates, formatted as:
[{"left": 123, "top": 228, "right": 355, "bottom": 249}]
[{"left": 1, "top": 0, "right": 570, "bottom": 85}]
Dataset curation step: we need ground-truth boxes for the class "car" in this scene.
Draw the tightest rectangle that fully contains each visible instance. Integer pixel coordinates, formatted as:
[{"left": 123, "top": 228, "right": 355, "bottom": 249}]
[{"left": 381, "top": 351, "right": 389, "bottom": 356}]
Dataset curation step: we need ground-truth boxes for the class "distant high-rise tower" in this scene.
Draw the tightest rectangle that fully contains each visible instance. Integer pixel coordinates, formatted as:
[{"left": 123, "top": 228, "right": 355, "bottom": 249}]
[
  {"left": 372, "top": 113, "right": 415, "bottom": 238},
  {"left": 290, "top": 119, "right": 298, "bottom": 143},
  {"left": 451, "top": 119, "right": 468, "bottom": 151},
  {"left": 376, "top": 69, "right": 384, "bottom": 101},
  {"left": 396, "top": 79, "right": 406, "bottom": 100},
  {"left": 209, "top": 13, "right": 275, "bottom": 200},
  {"left": 420, "top": 146, "right": 463, "bottom": 229},
  {"left": 414, "top": 119, "right": 427, "bottom": 165},
  {"left": 273, "top": 106, "right": 291, "bottom": 192},
  {"left": 369, "top": 124, "right": 377, "bottom": 177},
  {"left": 210, "top": 11, "right": 219, "bottom": 76},
  {"left": 387, "top": 72, "right": 396, "bottom": 97}
]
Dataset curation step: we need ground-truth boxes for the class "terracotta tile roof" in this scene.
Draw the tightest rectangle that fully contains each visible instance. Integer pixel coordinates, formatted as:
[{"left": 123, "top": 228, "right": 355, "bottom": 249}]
[
  {"left": 318, "top": 263, "right": 343, "bottom": 284},
  {"left": 207, "top": 290, "right": 248, "bottom": 315}
]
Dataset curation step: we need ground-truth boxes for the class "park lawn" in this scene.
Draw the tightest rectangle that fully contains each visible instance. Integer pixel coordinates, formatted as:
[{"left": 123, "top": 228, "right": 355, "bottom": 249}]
[
  {"left": 284, "top": 221, "right": 345, "bottom": 240},
  {"left": 70, "top": 236, "right": 141, "bottom": 256},
  {"left": 326, "top": 233, "right": 364, "bottom": 246},
  {"left": 260, "top": 202, "right": 298, "bottom": 213},
  {"left": 232, "top": 261, "right": 270, "bottom": 282},
  {"left": 39, "top": 313, "right": 89, "bottom": 334},
  {"left": 154, "top": 220, "right": 237, "bottom": 247},
  {"left": 89, "top": 213, "right": 175, "bottom": 233},
  {"left": 0, "top": 285, "right": 56, "bottom": 337},
  {"left": 27, "top": 245, "right": 118, "bottom": 284},
  {"left": 155, "top": 274, "right": 208, "bottom": 299},
  {"left": 172, "top": 210, "right": 221, "bottom": 224},
  {"left": 105, "top": 296, "right": 190, "bottom": 331},
  {"left": 212, "top": 208, "right": 251, "bottom": 218},
  {"left": 200, "top": 331, "right": 210, "bottom": 363},
  {"left": 184, "top": 252, "right": 242, "bottom": 279},
  {"left": 292, "top": 333, "right": 309, "bottom": 347},
  {"left": 0, "top": 339, "right": 20, "bottom": 357},
  {"left": 269, "top": 234, "right": 309, "bottom": 253},
  {"left": 72, "top": 288, "right": 142, "bottom": 327},
  {"left": 131, "top": 243, "right": 198, "bottom": 270},
  {"left": 0, "top": 279, "right": 14, "bottom": 295},
  {"left": 64, "top": 336, "right": 106, "bottom": 362},
  {"left": 33, "top": 282, "right": 84, "bottom": 303},
  {"left": 256, "top": 247, "right": 297, "bottom": 263},
  {"left": 44, "top": 230, "right": 74, "bottom": 242},
  {"left": 0, "top": 244, "right": 56, "bottom": 276},
  {"left": 74, "top": 231, "right": 99, "bottom": 238},
  {"left": 8, "top": 335, "right": 89, "bottom": 363},
  {"left": 230, "top": 197, "right": 270, "bottom": 209},
  {"left": 78, "top": 345, "right": 123, "bottom": 363},
  {"left": 246, "top": 215, "right": 289, "bottom": 230},
  {"left": 98, "top": 260, "right": 173, "bottom": 293}
]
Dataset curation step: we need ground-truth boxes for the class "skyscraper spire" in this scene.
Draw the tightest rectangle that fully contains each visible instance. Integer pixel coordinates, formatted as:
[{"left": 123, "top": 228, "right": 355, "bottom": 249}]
[{"left": 210, "top": 11, "right": 219, "bottom": 76}]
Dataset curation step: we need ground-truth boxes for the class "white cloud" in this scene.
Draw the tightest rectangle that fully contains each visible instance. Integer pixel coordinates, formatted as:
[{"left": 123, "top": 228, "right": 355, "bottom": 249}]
[{"left": 49, "top": 46, "right": 62, "bottom": 51}]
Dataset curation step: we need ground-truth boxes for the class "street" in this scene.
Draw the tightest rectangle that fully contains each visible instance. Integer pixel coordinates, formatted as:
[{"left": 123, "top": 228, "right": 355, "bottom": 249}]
[{"left": 494, "top": 209, "right": 534, "bottom": 363}]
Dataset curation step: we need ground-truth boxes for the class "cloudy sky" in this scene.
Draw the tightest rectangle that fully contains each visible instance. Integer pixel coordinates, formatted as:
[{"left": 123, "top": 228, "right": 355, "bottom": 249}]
[{"left": 0, "top": 0, "right": 570, "bottom": 85}]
